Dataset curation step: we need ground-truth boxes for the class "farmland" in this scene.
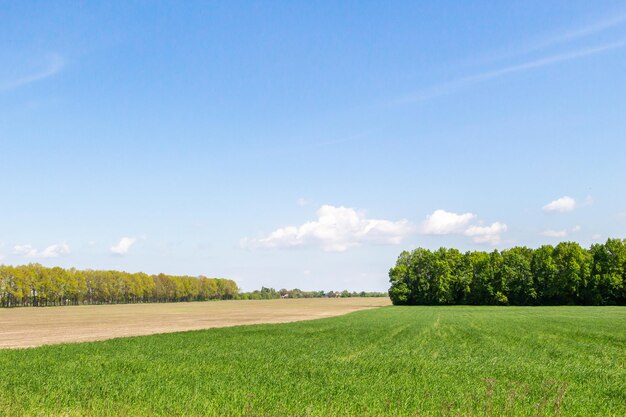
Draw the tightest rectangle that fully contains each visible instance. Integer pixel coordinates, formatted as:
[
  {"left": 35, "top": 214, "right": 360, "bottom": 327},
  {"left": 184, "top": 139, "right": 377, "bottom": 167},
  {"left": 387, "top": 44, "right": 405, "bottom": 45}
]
[
  {"left": 1, "top": 306, "right": 624, "bottom": 416},
  {"left": 0, "top": 297, "right": 390, "bottom": 348}
]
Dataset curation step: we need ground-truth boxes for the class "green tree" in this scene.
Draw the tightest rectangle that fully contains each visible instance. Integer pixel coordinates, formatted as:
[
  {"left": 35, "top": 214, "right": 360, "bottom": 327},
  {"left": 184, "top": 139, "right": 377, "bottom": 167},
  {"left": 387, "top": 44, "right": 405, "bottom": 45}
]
[
  {"left": 502, "top": 247, "right": 536, "bottom": 305},
  {"left": 552, "top": 242, "right": 591, "bottom": 304},
  {"left": 589, "top": 239, "right": 626, "bottom": 304}
]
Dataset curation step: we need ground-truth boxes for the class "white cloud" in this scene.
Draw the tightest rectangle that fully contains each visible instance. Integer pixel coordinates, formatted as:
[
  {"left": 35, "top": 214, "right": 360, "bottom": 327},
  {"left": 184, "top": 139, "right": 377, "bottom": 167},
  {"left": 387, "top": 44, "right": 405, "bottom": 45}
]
[
  {"left": 592, "top": 233, "right": 602, "bottom": 241},
  {"left": 464, "top": 222, "right": 508, "bottom": 245},
  {"left": 13, "top": 244, "right": 38, "bottom": 257},
  {"left": 543, "top": 196, "right": 576, "bottom": 213},
  {"left": 13, "top": 243, "right": 70, "bottom": 258},
  {"left": 241, "top": 205, "right": 413, "bottom": 252},
  {"left": 420, "top": 209, "right": 476, "bottom": 235},
  {"left": 110, "top": 237, "right": 137, "bottom": 255},
  {"left": 541, "top": 225, "right": 581, "bottom": 238},
  {"left": 40, "top": 243, "right": 71, "bottom": 258},
  {"left": 417, "top": 209, "right": 509, "bottom": 245}
]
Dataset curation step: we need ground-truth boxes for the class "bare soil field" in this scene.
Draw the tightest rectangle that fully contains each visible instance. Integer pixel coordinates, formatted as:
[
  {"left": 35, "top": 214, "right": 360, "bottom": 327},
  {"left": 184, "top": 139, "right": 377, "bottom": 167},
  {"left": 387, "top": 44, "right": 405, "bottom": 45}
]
[{"left": 0, "top": 297, "right": 390, "bottom": 348}]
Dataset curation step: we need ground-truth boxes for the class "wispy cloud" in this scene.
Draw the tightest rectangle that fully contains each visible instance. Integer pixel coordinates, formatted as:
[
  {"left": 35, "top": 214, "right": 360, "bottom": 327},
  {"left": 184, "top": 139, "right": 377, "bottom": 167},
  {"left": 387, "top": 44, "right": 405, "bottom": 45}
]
[
  {"left": 469, "top": 41, "right": 626, "bottom": 81},
  {"left": 541, "top": 225, "right": 581, "bottom": 238},
  {"left": 546, "top": 14, "right": 626, "bottom": 41},
  {"left": 397, "top": 40, "right": 626, "bottom": 104},
  {"left": 541, "top": 229, "right": 568, "bottom": 238},
  {"left": 13, "top": 243, "right": 70, "bottom": 258},
  {"left": 0, "top": 53, "right": 65, "bottom": 92},
  {"left": 393, "top": 11, "right": 626, "bottom": 105},
  {"left": 482, "top": 13, "right": 626, "bottom": 64},
  {"left": 296, "top": 197, "right": 312, "bottom": 207}
]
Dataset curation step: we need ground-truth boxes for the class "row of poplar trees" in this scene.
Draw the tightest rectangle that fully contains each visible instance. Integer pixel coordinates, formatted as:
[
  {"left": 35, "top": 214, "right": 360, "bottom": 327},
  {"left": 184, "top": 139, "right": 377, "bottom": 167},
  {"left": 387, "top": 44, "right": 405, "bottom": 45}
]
[
  {"left": 0, "top": 264, "right": 238, "bottom": 307},
  {"left": 389, "top": 239, "right": 626, "bottom": 305}
]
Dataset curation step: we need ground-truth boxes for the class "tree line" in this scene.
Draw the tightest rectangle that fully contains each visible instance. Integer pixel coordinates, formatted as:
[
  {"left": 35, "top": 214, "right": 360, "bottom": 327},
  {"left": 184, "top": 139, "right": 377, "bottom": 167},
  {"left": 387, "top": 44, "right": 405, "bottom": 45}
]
[
  {"left": 389, "top": 239, "right": 626, "bottom": 306},
  {"left": 0, "top": 264, "right": 389, "bottom": 307},
  {"left": 236, "top": 287, "right": 387, "bottom": 300},
  {"left": 0, "top": 264, "right": 238, "bottom": 307}
]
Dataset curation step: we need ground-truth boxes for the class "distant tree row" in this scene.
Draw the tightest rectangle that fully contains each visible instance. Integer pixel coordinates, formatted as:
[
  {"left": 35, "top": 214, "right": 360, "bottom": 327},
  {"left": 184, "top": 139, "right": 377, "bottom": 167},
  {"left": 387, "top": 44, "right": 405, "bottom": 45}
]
[
  {"left": 0, "top": 264, "right": 238, "bottom": 307},
  {"left": 389, "top": 239, "right": 626, "bottom": 306},
  {"left": 236, "top": 287, "right": 387, "bottom": 300}
]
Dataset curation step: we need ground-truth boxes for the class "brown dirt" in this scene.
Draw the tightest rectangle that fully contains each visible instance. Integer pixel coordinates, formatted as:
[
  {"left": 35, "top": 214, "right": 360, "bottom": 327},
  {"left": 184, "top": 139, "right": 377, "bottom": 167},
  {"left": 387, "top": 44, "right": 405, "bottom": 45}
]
[{"left": 0, "top": 297, "right": 390, "bottom": 349}]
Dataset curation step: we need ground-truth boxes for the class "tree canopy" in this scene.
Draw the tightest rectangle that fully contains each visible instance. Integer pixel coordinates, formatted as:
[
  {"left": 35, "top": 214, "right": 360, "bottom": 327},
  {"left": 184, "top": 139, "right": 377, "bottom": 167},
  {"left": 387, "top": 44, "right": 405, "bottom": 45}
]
[
  {"left": 389, "top": 239, "right": 626, "bottom": 306},
  {"left": 0, "top": 264, "right": 238, "bottom": 307},
  {"left": 0, "top": 264, "right": 388, "bottom": 307}
]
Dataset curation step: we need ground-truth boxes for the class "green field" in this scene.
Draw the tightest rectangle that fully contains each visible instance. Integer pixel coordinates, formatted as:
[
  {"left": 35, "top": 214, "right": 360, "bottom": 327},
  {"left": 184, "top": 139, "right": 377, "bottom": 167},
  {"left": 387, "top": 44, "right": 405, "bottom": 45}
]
[{"left": 1, "top": 306, "right": 624, "bottom": 416}]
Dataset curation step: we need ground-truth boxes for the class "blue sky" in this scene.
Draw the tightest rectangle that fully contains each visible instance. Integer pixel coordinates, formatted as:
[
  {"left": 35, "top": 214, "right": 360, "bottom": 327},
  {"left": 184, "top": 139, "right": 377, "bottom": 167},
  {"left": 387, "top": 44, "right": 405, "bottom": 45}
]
[{"left": 1, "top": 1, "right": 625, "bottom": 291}]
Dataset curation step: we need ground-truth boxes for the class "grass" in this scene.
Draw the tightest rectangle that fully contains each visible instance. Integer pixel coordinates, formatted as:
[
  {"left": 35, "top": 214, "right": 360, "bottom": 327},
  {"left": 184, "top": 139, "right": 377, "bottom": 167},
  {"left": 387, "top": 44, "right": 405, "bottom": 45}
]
[{"left": 0, "top": 306, "right": 624, "bottom": 416}]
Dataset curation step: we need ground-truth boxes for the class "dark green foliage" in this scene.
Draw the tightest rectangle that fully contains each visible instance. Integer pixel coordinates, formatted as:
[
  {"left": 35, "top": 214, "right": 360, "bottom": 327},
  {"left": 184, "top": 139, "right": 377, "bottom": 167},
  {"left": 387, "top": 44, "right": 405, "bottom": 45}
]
[
  {"left": 0, "top": 306, "right": 624, "bottom": 416},
  {"left": 588, "top": 239, "right": 626, "bottom": 304},
  {"left": 502, "top": 247, "right": 535, "bottom": 305},
  {"left": 389, "top": 239, "right": 626, "bottom": 305}
]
